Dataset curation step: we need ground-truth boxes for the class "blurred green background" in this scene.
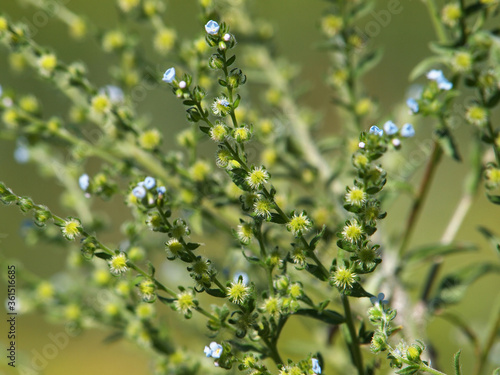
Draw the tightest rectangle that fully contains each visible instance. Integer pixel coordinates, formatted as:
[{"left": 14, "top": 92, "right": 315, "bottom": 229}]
[{"left": 1, "top": 0, "right": 499, "bottom": 374}]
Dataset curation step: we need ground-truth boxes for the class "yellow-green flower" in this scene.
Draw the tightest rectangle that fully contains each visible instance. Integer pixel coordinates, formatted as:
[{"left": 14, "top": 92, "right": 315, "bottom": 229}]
[
  {"left": 154, "top": 28, "right": 177, "bottom": 54},
  {"left": 287, "top": 212, "right": 312, "bottom": 236},
  {"left": 102, "top": 30, "right": 125, "bottom": 52},
  {"left": 108, "top": 252, "right": 128, "bottom": 276},
  {"left": 237, "top": 222, "right": 253, "bottom": 244},
  {"left": 227, "top": 280, "right": 250, "bottom": 304},
  {"left": 61, "top": 218, "right": 81, "bottom": 240},
  {"left": 139, "top": 129, "right": 161, "bottom": 150},
  {"left": 441, "top": 3, "right": 462, "bottom": 27},
  {"left": 341, "top": 219, "right": 363, "bottom": 243},
  {"left": 465, "top": 106, "right": 487, "bottom": 127},
  {"left": 210, "top": 122, "right": 229, "bottom": 142},
  {"left": 174, "top": 291, "right": 196, "bottom": 315},
  {"left": 138, "top": 279, "right": 156, "bottom": 302},
  {"left": 246, "top": 166, "right": 270, "bottom": 190},
  {"left": 331, "top": 266, "right": 358, "bottom": 291},
  {"left": 38, "top": 54, "right": 57, "bottom": 75},
  {"left": 321, "top": 14, "right": 343, "bottom": 37},
  {"left": 345, "top": 186, "right": 367, "bottom": 206}
]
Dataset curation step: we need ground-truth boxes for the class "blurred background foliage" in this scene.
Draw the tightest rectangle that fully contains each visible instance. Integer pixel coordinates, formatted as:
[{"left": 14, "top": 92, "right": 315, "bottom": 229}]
[{"left": 0, "top": 0, "right": 499, "bottom": 374}]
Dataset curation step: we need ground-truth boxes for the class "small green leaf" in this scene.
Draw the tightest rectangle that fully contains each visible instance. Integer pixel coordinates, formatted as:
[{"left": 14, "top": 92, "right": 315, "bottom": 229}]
[
  {"left": 270, "top": 213, "right": 288, "bottom": 224},
  {"left": 431, "top": 263, "right": 500, "bottom": 308},
  {"left": 186, "top": 242, "right": 201, "bottom": 251},
  {"left": 355, "top": 48, "right": 383, "bottom": 78},
  {"left": 226, "top": 55, "right": 236, "bottom": 66},
  {"left": 182, "top": 99, "right": 196, "bottom": 106},
  {"left": 453, "top": 350, "right": 462, "bottom": 375},
  {"left": 486, "top": 194, "right": 500, "bottom": 205},
  {"left": 294, "top": 308, "right": 345, "bottom": 325},
  {"left": 227, "top": 168, "right": 251, "bottom": 192},
  {"left": 158, "top": 295, "right": 175, "bottom": 304},
  {"left": 346, "top": 282, "right": 372, "bottom": 298},
  {"left": 436, "top": 128, "right": 461, "bottom": 161},
  {"left": 409, "top": 56, "right": 449, "bottom": 81},
  {"left": 94, "top": 251, "right": 112, "bottom": 260},
  {"left": 305, "top": 263, "right": 328, "bottom": 281},
  {"left": 309, "top": 225, "right": 326, "bottom": 250},
  {"left": 206, "top": 288, "right": 227, "bottom": 298},
  {"left": 102, "top": 331, "right": 123, "bottom": 344},
  {"left": 477, "top": 226, "right": 500, "bottom": 255},
  {"left": 395, "top": 365, "right": 420, "bottom": 375}
]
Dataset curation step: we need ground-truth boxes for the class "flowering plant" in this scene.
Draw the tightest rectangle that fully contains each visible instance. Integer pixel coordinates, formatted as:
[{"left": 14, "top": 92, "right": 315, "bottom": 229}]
[{"left": 1, "top": 1, "right": 500, "bottom": 375}]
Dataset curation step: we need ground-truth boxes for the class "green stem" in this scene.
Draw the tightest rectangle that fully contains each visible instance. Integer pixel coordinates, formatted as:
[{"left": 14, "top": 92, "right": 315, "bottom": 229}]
[
  {"left": 424, "top": 0, "right": 448, "bottom": 43},
  {"left": 398, "top": 141, "right": 443, "bottom": 257},
  {"left": 341, "top": 294, "right": 364, "bottom": 375},
  {"left": 475, "top": 299, "right": 500, "bottom": 375}
]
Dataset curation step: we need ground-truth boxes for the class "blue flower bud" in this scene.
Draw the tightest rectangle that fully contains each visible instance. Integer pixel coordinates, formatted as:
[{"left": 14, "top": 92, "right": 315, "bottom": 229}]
[
  {"left": 132, "top": 186, "right": 146, "bottom": 199},
  {"left": 406, "top": 98, "right": 419, "bottom": 113},
  {"left": 144, "top": 176, "right": 156, "bottom": 190},
  {"left": 79, "top": 174, "right": 90, "bottom": 191}
]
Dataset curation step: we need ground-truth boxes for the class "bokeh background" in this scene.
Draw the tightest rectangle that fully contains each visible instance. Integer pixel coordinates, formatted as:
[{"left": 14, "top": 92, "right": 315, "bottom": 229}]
[{"left": 1, "top": 0, "right": 499, "bottom": 374}]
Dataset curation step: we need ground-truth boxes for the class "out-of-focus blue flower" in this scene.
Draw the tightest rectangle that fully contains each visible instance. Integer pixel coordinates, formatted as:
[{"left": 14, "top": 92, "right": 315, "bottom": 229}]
[
  {"left": 132, "top": 186, "right": 147, "bottom": 199},
  {"left": 99, "top": 85, "right": 124, "bottom": 103},
  {"left": 426, "top": 69, "right": 453, "bottom": 90},
  {"left": 369, "top": 125, "right": 383, "bottom": 136},
  {"left": 144, "top": 176, "right": 156, "bottom": 190},
  {"left": 204, "top": 342, "right": 223, "bottom": 358},
  {"left": 79, "top": 174, "right": 90, "bottom": 191},
  {"left": 401, "top": 123, "right": 415, "bottom": 138},
  {"left": 14, "top": 144, "right": 29, "bottom": 164},
  {"left": 406, "top": 98, "right": 419, "bottom": 113},
  {"left": 312, "top": 358, "right": 322, "bottom": 374},
  {"left": 370, "top": 292, "right": 388, "bottom": 306},
  {"left": 205, "top": 20, "right": 220, "bottom": 35},
  {"left": 383, "top": 121, "right": 398, "bottom": 135},
  {"left": 233, "top": 271, "right": 249, "bottom": 285},
  {"left": 157, "top": 186, "right": 166, "bottom": 195},
  {"left": 162, "top": 67, "right": 176, "bottom": 83}
]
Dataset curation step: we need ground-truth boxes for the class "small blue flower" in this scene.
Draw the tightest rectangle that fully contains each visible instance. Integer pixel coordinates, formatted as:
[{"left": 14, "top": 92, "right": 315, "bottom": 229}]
[
  {"left": 401, "top": 123, "right": 415, "bottom": 138},
  {"left": 79, "top": 174, "right": 90, "bottom": 191},
  {"left": 233, "top": 271, "right": 249, "bottom": 285},
  {"left": 383, "top": 121, "right": 398, "bottom": 135},
  {"left": 204, "top": 342, "right": 223, "bottom": 358},
  {"left": 132, "top": 186, "right": 147, "bottom": 199},
  {"left": 406, "top": 98, "right": 419, "bottom": 113},
  {"left": 144, "top": 176, "right": 156, "bottom": 190},
  {"left": 157, "top": 186, "right": 166, "bottom": 195},
  {"left": 0, "top": 84, "right": 3, "bottom": 97},
  {"left": 162, "top": 67, "right": 176, "bottom": 83},
  {"left": 369, "top": 125, "right": 383, "bottom": 136},
  {"left": 99, "top": 85, "right": 124, "bottom": 103},
  {"left": 14, "top": 144, "right": 29, "bottom": 164},
  {"left": 426, "top": 69, "right": 452, "bottom": 91},
  {"left": 205, "top": 20, "right": 220, "bottom": 35},
  {"left": 370, "top": 292, "right": 388, "bottom": 306},
  {"left": 312, "top": 358, "right": 322, "bottom": 374}
]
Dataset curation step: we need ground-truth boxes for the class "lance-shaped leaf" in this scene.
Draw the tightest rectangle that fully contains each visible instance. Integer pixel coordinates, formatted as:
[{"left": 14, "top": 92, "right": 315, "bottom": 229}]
[
  {"left": 403, "top": 242, "right": 477, "bottom": 264},
  {"left": 430, "top": 263, "right": 500, "bottom": 308},
  {"left": 294, "top": 308, "right": 345, "bottom": 325},
  {"left": 477, "top": 226, "right": 500, "bottom": 255}
]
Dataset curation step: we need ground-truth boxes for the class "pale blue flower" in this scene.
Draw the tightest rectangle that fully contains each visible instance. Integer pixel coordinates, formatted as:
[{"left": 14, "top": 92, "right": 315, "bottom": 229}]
[
  {"left": 401, "top": 123, "right": 415, "bottom": 138},
  {"left": 426, "top": 69, "right": 452, "bottom": 90},
  {"left": 99, "top": 85, "right": 124, "bottom": 103},
  {"left": 406, "top": 98, "right": 419, "bottom": 113},
  {"left": 0, "top": 84, "right": 3, "bottom": 97},
  {"left": 233, "top": 271, "right": 249, "bottom": 286},
  {"left": 312, "top": 358, "right": 322, "bottom": 374},
  {"left": 204, "top": 342, "right": 223, "bottom": 358},
  {"left": 79, "top": 174, "right": 90, "bottom": 191},
  {"left": 369, "top": 125, "right": 383, "bottom": 136},
  {"left": 370, "top": 292, "right": 388, "bottom": 305},
  {"left": 132, "top": 186, "right": 147, "bottom": 199},
  {"left": 144, "top": 176, "right": 156, "bottom": 190},
  {"left": 383, "top": 121, "right": 398, "bottom": 135},
  {"left": 205, "top": 20, "right": 220, "bottom": 35},
  {"left": 157, "top": 186, "right": 166, "bottom": 195},
  {"left": 162, "top": 67, "right": 176, "bottom": 83},
  {"left": 14, "top": 144, "right": 29, "bottom": 164}
]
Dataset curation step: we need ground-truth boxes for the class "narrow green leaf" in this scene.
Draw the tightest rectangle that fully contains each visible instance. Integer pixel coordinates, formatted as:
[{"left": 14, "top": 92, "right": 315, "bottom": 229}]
[
  {"left": 305, "top": 263, "right": 328, "bottom": 281},
  {"left": 477, "top": 226, "right": 500, "bottom": 255},
  {"left": 409, "top": 56, "right": 449, "bottom": 81},
  {"left": 347, "top": 282, "right": 372, "bottom": 298},
  {"left": 355, "top": 48, "right": 383, "bottom": 78},
  {"left": 395, "top": 365, "right": 420, "bottom": 375},
  {"left": 102, "top": 331, "right": 123, "bottom": 344},
  {"left": 94, "top": 251, "right": 112, "bottom": 260},
  {"left": 205, "top": 288, "right": 227, "bottom": 298},
  {"left": 270, "top": 213, "right": 288, "bottom": 224},
  {"left": 436, "top": 128, "right": 461, "bottom": 161},
  {"left": 226, "top": 55, "right": 236, "bottom": 66},
  {"left": 486, "top": 194, "right": 500, "bottom": 205},
  {"left": 431, "top": 263, "right": 500, "bottom": 307},
  {"left": 227, "top": 168, "right": 251, "bottom": 192},
  {"left": 294, "top": 308, "right": 345, "bottom": 325},
  {"left": 404, "top": 242, "right": 477, "bottom": 264},
  {"left": 453, "top": 350, "right": 462, "bottom": 375},
  {"left": 158, "top": 295, "right": 175, "bottom": 304},
  {"left": 309, "top": 225, "right": 326, "bottom": 250},
  {"left": 186, "top": 242, "right": 201, "bottom": 251}
]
